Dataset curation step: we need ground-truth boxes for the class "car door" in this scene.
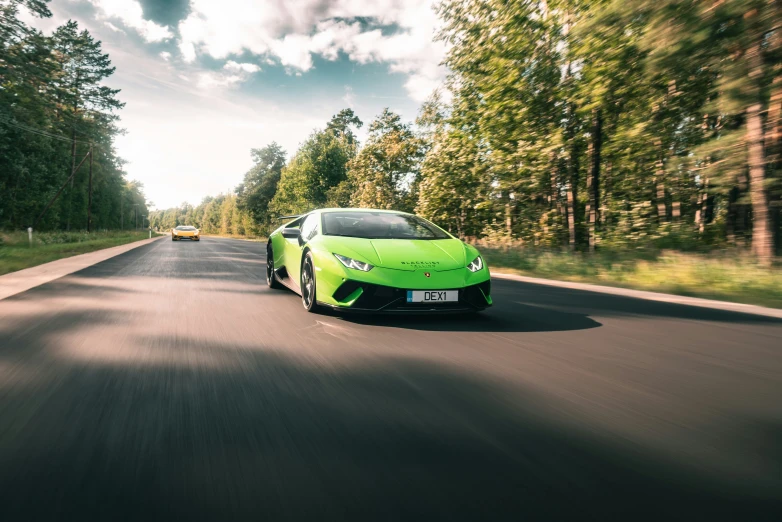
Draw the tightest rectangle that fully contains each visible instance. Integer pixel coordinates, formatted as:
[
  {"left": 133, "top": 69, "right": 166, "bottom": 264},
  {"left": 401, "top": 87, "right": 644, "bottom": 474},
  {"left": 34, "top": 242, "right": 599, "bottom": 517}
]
[{"left": 283, "top": 213, "right": 319, "bottom": 289}]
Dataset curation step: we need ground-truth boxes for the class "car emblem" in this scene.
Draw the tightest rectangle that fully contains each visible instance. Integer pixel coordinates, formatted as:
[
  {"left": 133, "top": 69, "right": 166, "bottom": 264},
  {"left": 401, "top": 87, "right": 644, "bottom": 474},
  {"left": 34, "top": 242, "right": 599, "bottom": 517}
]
[{"left": 424, "top": 272, "right": 431, "bottom": 278}]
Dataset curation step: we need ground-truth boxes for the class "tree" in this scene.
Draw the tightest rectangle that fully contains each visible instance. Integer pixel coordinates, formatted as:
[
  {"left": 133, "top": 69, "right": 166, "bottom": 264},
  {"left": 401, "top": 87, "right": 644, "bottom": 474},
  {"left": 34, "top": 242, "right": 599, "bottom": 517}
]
[
  {"left": 416, "top": 90, "right": 491, "bottom": 238},
  {"left": 348, "top": 108, "right": 423, "bottom": 211},
  {"left": 235, "top": 142, "right": 286, "bottom": 232},
  {"left": 50, "top": 21, "right": 123, "bottom": 230},
  {"left": 0, "top": 6, "right": 135, "bottom": 232},
  {"left": 270, "top": 109, "right": 362, "bottom": 215}
]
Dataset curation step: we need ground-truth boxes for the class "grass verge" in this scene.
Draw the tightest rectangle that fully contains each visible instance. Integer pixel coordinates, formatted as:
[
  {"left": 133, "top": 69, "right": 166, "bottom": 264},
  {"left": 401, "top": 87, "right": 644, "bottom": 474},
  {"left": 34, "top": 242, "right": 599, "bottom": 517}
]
[
  {"left": 479, "top": 246, "right": 782, "bottom": 309},
  {"left": 0, "top": 230, "right": 155, "bottom": 276}
]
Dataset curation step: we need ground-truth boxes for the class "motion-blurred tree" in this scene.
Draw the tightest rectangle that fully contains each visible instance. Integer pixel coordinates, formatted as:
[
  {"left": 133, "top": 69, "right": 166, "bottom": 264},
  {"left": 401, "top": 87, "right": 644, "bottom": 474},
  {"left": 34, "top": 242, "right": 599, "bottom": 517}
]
[
  {"left": 348, "top": 108, "right": 423, "bottom": 212},
  {"left": 270, "top": 110, "right": 362, "bottom": 216},
  {"left": 235, "top": 142, "right": 286, "bottom": 231}
]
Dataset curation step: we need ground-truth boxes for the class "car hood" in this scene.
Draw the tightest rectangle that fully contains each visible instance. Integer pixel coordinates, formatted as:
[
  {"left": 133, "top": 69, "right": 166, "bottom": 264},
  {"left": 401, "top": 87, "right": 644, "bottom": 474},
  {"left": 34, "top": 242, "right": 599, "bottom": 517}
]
[{"left": 328, "top": 237, "right": 466, "bottom": 271}]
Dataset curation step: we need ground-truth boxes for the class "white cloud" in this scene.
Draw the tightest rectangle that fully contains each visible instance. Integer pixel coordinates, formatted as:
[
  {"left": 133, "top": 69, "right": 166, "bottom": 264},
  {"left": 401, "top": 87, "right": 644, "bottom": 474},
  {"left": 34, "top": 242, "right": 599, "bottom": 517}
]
[
  {"left": 197, "top": 72, "right": 243, "bottom": 89},
  {"left": 223, "top": 61, "right": 261, "bottom": 74},
  {"left": 86, "top": 0, "right": 173, "bottom": 42},
  {"left": 270, "top": 34, "right": 315, "bottom": 71},
  {"left": 196, "top": 61, "right": 260, "bottom": 90},
  {"left": 177, "top": 0, "right": 446, "bottom": 101},
  {"left": 104, "top": 21, "right": 124, "bottom": 33},
  {"left": 159, "top": 51, "right": 171, "bottom": 61}
]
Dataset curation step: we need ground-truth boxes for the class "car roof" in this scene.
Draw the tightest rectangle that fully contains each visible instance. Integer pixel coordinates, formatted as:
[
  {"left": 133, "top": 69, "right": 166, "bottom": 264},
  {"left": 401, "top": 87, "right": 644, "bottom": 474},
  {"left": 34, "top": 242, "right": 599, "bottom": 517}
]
[{"left": 314, "top": 208, "right": 411, "bottom": 215}]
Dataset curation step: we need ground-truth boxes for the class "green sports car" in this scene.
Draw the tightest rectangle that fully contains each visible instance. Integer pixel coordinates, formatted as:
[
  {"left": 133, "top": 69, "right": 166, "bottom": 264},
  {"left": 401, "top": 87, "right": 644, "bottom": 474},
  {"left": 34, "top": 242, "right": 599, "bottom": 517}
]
[{"left": 266, "top": 208, "right": 492, "bottom": 313}]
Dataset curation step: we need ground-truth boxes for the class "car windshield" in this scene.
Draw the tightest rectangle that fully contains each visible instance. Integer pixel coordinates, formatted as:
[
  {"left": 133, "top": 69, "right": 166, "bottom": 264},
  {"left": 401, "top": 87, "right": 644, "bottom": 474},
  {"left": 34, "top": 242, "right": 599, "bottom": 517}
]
[
  {"left": 322, "top": 212, "right": 450, "bottom": 240},
  {"left": 175, "top": 226, "right": 196, "bottom": 231}
]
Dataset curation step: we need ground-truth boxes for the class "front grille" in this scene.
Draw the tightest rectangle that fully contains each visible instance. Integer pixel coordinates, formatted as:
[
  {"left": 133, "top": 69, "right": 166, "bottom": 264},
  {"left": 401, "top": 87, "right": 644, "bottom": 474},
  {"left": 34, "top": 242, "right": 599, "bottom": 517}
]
[
  {"left": 353, "top": 284, "right": 406, "bottom": 309},
  {"left": 331, "top": 280, "right": 490, "bottom": 312}
]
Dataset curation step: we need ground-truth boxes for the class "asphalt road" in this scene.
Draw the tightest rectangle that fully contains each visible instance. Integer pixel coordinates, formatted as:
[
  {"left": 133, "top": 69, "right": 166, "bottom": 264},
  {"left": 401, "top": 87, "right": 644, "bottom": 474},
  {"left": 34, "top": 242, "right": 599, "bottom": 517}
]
[{"left": 1, "top": 236, "right": 780, "bottom": 521}]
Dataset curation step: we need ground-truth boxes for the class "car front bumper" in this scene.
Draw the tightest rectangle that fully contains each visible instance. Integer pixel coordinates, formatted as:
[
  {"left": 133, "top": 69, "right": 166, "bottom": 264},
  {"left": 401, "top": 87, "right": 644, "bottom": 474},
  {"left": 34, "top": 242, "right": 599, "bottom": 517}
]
[{"left": 318, "top": 280, "right": 492, "bottom": 313}]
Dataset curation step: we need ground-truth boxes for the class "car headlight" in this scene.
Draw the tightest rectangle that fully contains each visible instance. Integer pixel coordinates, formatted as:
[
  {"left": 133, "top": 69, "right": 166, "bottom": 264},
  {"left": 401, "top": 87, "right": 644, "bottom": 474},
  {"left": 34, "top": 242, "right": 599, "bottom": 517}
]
[
  {"left": 334, "top": 253, "right": 374, "bottom": 272},
  {"left": 467, "top": 256, "right": 483, "bottom": 272}
]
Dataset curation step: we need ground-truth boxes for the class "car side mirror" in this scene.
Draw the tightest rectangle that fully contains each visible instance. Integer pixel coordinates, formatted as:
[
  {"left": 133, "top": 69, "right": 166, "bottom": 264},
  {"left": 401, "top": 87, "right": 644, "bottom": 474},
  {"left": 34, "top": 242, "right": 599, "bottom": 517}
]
[{"left": 281, "top": 227, "right": 301, "bottom": 239}]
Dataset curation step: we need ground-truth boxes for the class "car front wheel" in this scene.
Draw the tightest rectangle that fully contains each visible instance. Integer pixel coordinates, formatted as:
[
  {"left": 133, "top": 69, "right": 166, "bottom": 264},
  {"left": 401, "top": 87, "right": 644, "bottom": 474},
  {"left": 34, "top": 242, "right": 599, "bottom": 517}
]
[{"left": 300, "top": 253, "right": 318, "bottom": 312}]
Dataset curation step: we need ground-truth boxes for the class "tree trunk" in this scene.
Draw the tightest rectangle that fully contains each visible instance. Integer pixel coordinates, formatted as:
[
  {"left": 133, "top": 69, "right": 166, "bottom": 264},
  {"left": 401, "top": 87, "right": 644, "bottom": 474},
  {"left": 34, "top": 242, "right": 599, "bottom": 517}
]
[
  {"left": 585, "top": 108, "right": 602, "bottom": 253},
  {"left": 566, "top": 141, "right": 579, "bottom": 250},
  {"left": 748, "top": 102, "right": 773, "bottom": 263},
  {"left": 766, "top": 0, "right": 782, "bottom": 254},
  {"left": 655, "top": 142, "right": 667, "bottom": 223},
  {"left": 767, "top": 73, "right": 781, "bottom": 255},
  {"left": 769, "top": 75, "right": 782, "bottom": 167},
  {"left": 505, "top": 201, "right": 513, "bottom": 241},
  {"left": 746, "top": 38, "right": 773, "bottom": 265},
  {"left": 566, "top": 186, "right": 575, "bottom": 250},
  {"left": 726, "top": 186, "right": 738, "bottom": 245},
  {"left": 695, "top": 177, "right": 710, "bottom": 234},
  {"left": 603, "top": 160, "right": 612, "bottom": 237},
  {"left": 549, "top": 151, "right": 558, "bottom": 208}
]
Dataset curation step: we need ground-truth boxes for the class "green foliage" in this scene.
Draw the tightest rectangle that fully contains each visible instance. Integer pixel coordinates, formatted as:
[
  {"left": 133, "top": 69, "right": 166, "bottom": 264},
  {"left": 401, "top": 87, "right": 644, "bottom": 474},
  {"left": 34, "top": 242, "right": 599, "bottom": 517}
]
[
  {"left": 269, "top": 109, "right": 362, "bottom": 216},
  {"left": 427, "top": 0, "right": 781, "bottom": 255},
  {"left": 142, "top": 1, "right": 782, "bottom": 263},
  {"left": 148, "top": 194, "right": 262, "bottom": 237},
  {"left": 479, "top": 245, "right": 782, "bottom": 308},
  {"left": 348, "top": 108, "right": 424, "bottom": 212},
  {"left": 235, "top": 142, "right": 286, "bottom": 231},
  {"left": 0, "top": 5, "right": 144, "bottom": 232}
]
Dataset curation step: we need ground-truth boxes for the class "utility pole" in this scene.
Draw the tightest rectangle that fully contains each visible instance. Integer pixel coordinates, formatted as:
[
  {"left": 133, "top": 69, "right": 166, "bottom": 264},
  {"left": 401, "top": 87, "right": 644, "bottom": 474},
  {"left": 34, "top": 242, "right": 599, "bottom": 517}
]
[
  {"left": 67, "top": 130, "right": 76, "bottom": 231},
  {"left": 87, "top": 145, "right": 93, "bottom": 232},
  {"left": 134, "top": 204, "right": 139, "bottom": 230},
  {"left": 121, "top": 195, "right": 124, "bottom": 230}
]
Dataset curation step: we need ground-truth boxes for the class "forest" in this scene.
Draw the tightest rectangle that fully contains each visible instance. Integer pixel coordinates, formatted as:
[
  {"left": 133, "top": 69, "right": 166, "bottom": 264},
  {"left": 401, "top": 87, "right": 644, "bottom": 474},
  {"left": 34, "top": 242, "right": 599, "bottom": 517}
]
[
  {"left": 0, "top": 0, "right": 148, "bottom": 233},
  {"left": 151, "top": 0, "right": 782, "bottom": 265},
  {"left": 3, "top": 0, "right": 780, "bottom": 267}
]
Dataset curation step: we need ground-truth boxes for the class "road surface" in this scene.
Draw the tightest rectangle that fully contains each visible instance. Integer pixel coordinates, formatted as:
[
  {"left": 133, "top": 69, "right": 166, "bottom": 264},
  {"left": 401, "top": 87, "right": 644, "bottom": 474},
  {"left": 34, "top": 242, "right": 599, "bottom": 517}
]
[{"left": 1, "top": 237, "right": 780, "bottom": 521}]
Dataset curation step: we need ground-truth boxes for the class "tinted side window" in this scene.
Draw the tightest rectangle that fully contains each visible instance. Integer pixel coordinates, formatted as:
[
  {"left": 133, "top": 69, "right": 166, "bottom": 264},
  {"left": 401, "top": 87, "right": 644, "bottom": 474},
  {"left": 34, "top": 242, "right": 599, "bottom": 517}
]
[{"left": 300, "top": 213, "right": 318, "bottom": 242}]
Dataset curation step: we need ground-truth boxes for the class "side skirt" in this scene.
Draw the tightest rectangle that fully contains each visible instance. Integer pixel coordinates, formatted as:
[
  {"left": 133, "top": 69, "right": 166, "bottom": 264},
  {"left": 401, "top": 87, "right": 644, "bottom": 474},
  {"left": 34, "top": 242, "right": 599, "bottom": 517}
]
[{"left": 274, "top": 268, "right": 301, "bottom": 295}]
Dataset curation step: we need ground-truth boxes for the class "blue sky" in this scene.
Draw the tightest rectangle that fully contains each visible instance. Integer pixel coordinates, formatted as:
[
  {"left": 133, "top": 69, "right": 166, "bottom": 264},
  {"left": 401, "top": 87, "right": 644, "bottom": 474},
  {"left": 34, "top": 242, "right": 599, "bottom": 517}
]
[{"left": 24, "top": 0, "right": 446, "bottom": 209}]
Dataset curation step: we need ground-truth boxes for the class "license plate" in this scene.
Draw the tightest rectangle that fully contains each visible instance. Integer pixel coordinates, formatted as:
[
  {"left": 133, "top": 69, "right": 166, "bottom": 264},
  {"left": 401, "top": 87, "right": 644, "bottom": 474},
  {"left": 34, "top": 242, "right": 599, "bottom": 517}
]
[{"left": 406, "top": 290, "right": 458, "bottom": 303}]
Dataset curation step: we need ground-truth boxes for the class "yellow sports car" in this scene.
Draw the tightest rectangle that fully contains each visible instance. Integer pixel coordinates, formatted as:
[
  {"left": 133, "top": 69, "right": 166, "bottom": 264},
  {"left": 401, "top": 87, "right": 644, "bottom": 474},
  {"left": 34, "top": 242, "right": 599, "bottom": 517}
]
[{"left": 172, "top": 225, "right": 200, "bottom": 241}]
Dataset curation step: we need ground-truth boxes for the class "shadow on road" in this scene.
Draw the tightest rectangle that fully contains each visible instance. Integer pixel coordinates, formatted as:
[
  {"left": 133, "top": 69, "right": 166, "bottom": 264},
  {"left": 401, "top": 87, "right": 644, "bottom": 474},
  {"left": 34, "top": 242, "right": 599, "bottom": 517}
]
[
  {"left": 0, "top": 331, "right": 778, "bottom": 521},
  {"left": 325, "top": 303, "right": 602, "bottom": 333}
]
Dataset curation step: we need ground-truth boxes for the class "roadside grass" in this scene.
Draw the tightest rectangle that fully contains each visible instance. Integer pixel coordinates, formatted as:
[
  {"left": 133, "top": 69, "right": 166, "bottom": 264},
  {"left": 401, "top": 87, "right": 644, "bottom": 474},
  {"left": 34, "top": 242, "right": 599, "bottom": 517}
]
[
  {"left": 479, "top": 245, "right": 782, "bottom": 309},
  {"left": 0, "top": 230, "right": 156, "bottom": 276}
]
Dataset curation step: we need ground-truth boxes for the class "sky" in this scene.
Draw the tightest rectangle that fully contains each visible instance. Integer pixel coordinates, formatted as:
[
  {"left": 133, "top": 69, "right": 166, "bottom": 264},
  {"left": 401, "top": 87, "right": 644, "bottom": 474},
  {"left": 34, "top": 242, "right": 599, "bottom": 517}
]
[{"left": 22, "top": 0, "right": 447, "bottom": 209}]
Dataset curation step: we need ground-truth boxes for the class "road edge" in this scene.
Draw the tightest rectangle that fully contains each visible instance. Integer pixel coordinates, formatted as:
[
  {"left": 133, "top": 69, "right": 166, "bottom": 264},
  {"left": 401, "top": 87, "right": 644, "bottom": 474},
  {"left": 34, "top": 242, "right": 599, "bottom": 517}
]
[
  {"left": 0, "top": 235, "right": 164, "bottom": 301},
  {"left": 491, "top": 272, "right": 782, "bottom": 319}
]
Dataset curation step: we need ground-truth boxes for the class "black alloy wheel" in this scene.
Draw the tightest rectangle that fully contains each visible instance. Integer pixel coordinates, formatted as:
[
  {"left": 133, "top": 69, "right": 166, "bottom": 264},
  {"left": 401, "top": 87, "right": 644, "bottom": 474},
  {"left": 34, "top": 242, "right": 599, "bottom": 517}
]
[{"left": 301, "top": 253, "right": 318, "bottom": 312}]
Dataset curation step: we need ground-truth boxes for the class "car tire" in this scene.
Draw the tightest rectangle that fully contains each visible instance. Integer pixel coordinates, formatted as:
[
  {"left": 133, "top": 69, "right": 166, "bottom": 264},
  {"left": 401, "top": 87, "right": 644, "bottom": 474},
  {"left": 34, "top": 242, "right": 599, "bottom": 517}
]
[
  {"left": 266, "top": 243, "right": 282, "bottom": 289},
  {"left": 300, "top": 252, "right": 318, "bottom": 312}
]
